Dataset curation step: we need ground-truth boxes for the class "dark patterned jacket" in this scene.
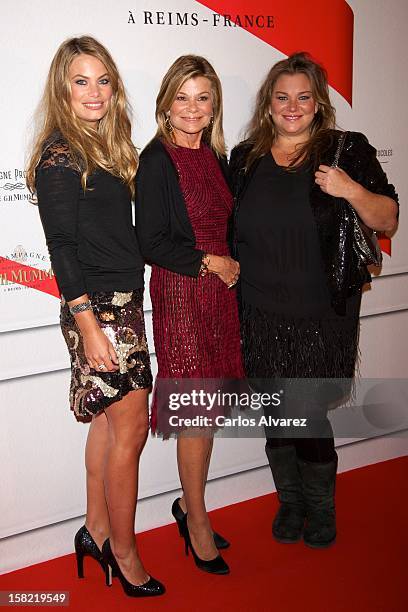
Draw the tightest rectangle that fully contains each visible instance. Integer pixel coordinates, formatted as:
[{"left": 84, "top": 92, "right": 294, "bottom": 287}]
[{"left": 229, "top": 131, "right": 398, "bottom": 315}]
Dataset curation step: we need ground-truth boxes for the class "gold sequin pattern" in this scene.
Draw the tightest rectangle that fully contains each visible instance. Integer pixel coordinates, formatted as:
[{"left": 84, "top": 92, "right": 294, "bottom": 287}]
[{"left": 60, "top": 289, "right": 152, "bottom": 421}]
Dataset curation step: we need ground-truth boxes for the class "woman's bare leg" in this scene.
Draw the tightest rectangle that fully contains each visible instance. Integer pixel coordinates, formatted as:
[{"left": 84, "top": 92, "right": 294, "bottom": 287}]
[
  {"left": 84, "top": 411, "right": 110, "bottom": 550},
  {"left": 179, "top": 437, "right": 214, "bottom": 511},
  {"left": 177, "top": 434, "right": 218, "bottom": 560},
  {"left": 104, "top": 388, "right": 149, "bottom": 584}
]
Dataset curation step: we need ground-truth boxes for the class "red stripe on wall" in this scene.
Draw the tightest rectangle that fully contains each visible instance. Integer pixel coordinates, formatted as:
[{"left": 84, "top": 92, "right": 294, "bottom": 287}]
[
  {"left": 378, "top": 234, "right": 391, "bottom": 257},
  {"left": 196, "top": 0, "right": 354, "bottom": 105},
  {"left": 0, "top": 257, "right": 60, "bottom": 298}
]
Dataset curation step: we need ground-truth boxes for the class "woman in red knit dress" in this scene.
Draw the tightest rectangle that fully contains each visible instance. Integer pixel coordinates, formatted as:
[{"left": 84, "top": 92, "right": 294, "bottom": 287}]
[{"left": 136, "top": 56, "right": 244, "bottom": 575}]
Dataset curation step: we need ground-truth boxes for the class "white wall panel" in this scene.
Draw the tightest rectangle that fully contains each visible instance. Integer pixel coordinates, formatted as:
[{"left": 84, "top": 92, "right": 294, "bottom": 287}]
[
  {"left": 0, "top": 309, "right": 154, "bottom": 381},
  {"left": 1, "top": 306, "right": 407, "bottom": 539}
]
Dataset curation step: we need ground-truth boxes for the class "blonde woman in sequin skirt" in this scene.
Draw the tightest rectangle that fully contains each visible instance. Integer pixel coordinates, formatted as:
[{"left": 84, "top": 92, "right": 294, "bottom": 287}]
[{"left": 27, "top": 37, "right": 164, "bottom": 597}]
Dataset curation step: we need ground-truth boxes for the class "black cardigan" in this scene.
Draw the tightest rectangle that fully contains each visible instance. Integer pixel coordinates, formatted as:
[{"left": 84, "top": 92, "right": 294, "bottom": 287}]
[{"left": 135, "top": 138, "right": 230, "bottom": 277}]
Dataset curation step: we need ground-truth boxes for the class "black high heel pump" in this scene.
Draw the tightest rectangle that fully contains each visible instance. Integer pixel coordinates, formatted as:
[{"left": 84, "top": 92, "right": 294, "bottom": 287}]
[
  {"left": 102, "top": 539, "right": 165, "bottom": 597},
  {"left": 171, "top": 498, "right": 230, "bottom": 549},
  {"left": 74, "top": 525, "right": 106, "bottom": 578},
  {"left": 179, "top": 516, "right": 229, "bottom": 575}
]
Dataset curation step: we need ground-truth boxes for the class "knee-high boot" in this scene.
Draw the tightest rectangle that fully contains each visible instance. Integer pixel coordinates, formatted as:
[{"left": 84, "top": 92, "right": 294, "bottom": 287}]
[
  {"left": 297, "top": 451, "right": 338, "bottom": 548},
  {"left": 265, "top": 444, "right": 305, "bottom": 543}
]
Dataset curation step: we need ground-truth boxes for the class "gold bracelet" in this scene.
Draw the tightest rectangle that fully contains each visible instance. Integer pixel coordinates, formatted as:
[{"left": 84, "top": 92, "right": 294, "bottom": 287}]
[{"left": 199, "top": 253, "right": 210, "bottom": 277}]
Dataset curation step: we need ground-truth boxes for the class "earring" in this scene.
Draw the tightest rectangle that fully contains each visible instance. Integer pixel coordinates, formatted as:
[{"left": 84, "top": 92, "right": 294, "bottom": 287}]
[
  {"left": 206, "top": 116, "right": 214, "bottom": 130},
  {"left": 165, "top": 113, "right": 173, "bottom": 133}
]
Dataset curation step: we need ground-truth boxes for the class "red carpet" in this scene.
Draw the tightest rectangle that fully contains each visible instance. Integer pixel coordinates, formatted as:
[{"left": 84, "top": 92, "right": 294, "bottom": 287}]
[{"left": 1, "top": 457, "right": 407, "bottom": 611}]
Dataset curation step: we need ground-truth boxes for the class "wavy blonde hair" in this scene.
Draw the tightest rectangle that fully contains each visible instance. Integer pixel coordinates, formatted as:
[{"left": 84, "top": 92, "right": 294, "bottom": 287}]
[
  {"left": 244, "top": 52, "right": 336, "bottom": 170},
  {"left": 155, "top": 55, "right": 226, "bottom": 156},
  {"left": 27, "top": 36, "right": 138, "bottom": 195}
]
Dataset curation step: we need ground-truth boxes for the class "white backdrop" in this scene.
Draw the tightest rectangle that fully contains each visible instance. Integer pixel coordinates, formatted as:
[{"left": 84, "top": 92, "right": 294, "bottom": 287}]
[
  {"left": 0, "top": 0, "right": 407, "bottom": 540},
  {"left": 0, "top": 0, "right": 406, "bottom": 333}
]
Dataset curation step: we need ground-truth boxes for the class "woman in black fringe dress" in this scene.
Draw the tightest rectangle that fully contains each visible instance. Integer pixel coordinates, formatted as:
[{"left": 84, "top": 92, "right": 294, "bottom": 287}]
[{"left": 230, "top": 52, "right": 398, "bottom": 548}]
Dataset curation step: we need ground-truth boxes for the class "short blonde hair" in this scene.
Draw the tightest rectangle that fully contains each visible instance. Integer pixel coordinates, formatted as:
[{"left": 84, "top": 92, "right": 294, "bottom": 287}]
[
  {"left": 27, "top": 35, "right": 138, "bottom": 195},
  {"left": 155, "top": 55, "right": 226, "bottom": 156}
]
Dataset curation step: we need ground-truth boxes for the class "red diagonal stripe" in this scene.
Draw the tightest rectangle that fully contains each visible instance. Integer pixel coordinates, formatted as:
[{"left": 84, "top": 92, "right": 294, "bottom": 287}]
[
  {"left": 378, "top": 233, "right": 391, "bottom": 257},
  {"left": 0, "top": 257, "right": 60, "bottom": 298},
  {"left": 196, "top": 0, "right": 354, "bottom": 104}
]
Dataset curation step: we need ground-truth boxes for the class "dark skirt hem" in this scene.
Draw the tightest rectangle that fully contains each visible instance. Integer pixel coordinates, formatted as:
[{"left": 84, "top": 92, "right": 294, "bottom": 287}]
[
  {"left": 240, "top": 292, "right": 361, "bottom": 380},
  {"left": 72, "top": 376, "right": 152, "bottom": 423}
]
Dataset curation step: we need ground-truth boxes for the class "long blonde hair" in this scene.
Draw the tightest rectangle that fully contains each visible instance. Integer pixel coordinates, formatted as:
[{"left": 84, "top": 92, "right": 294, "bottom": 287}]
[
  {"left": 27, "top": 36, "right": 138, "bottom": 195},
  {"left": 155, "top": 55, "right": 226, "bottom": 156},
  {"left": 245, "top": 52, "right": 336, "bottom": 170}
]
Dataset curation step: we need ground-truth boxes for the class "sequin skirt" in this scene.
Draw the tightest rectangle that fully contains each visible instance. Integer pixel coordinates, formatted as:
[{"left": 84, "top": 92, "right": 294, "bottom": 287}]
[{"left": 60, "top": 290, "right": 152, "bottom": 421}]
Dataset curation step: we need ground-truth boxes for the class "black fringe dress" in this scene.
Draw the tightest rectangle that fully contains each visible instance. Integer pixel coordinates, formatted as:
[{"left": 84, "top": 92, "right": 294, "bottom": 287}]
[{"left": 236, "top": 152, "right": 361, "bottom": 383}]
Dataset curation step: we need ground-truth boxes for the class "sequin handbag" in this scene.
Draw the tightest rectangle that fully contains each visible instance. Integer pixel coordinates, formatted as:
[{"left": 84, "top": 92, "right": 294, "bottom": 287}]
[{"left": 332, "top": 131, "right": 382, "bottom": 267}]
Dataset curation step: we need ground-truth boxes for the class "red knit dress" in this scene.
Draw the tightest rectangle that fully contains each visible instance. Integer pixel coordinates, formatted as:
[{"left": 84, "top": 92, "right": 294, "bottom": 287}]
[{"left": 150, "top": 142, "right": 244, "bottom": 433}]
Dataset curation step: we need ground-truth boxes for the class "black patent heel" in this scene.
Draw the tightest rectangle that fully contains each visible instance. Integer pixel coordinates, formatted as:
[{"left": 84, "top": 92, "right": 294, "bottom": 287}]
[
  {"left": 180, "top": 517, "right": 230, "bottom": 575},
  {"left": 102, "top": 539, "right": 165, "bottom": 597},
  {"left": 105, "top": 563, "right": 113, "bottom": 587},
  {"left": 171, "top": 497, "right": 230, "bottom": 549},
  {"left": 75, "top": 550, "right": 84, "bottom": 579},
  {"left": 184, "top": 532, "right": 189, "bottom": 556}
]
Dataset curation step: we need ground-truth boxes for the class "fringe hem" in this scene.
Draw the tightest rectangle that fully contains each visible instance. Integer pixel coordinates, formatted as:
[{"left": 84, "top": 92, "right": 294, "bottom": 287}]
[{"left": 240, "top": 300, "right": 360, "bottom": 380}]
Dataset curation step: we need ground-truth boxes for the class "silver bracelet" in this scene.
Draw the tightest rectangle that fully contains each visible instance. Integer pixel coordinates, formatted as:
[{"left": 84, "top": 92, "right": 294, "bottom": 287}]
[{"left": 69, "top": 300, "right": 93, "bottom": 315}]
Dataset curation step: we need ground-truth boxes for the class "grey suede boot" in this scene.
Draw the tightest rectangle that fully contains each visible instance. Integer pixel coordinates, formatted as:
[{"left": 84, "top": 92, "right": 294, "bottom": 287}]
[
  {"left": 297, "top": 452, "right": 338, "bottom": 548},
  {"left": 265, "top": 444, "right": 306, "bottom": 543}
]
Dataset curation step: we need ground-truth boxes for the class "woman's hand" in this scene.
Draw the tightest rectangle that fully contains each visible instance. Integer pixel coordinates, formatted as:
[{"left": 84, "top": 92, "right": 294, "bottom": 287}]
[
  {"left": 68, "top": 298, "right": 120, "bottom": 372},
  {"left": 82, "top": 326, "right": 119, "bottom": 372},
  {"left": 315, "top": 165, "right": 357, "bottom": 199},
  {"left": 315, "top": 164, "right": 398, "bottom": 232},
  {"left": 206, "top": 254, "right": 240, "bottom": 287}
]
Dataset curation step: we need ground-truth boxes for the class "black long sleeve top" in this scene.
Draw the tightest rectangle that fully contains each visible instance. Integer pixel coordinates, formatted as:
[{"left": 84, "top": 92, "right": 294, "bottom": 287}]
[
  {"left": 236, "top": 153, "right": 331, "bottom": 316},
  {"left": 230, "top": 131, "right": 399, "bottom": 315},
  {"left": 35, "top": 135, "right": 144, "bottom": 301},
  {"left": 135, "top": 138, "right": 230, "bottom": 276}
]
